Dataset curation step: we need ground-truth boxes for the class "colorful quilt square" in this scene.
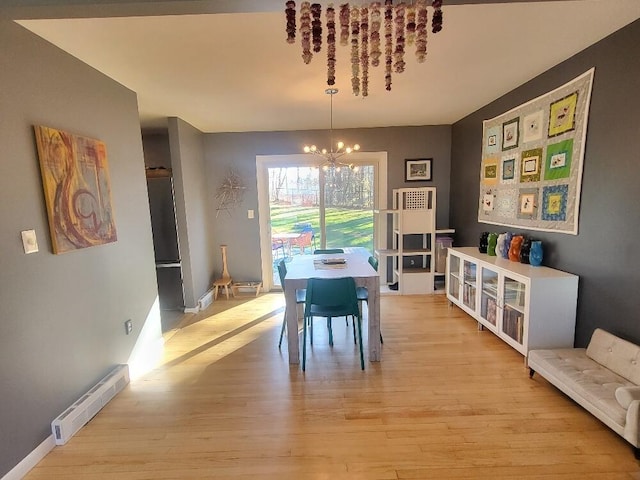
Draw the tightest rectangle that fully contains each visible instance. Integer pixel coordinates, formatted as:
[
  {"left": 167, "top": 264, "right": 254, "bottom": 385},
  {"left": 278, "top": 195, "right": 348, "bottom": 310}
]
[
  {"left": 522, "top": 110, "right": 544, "bottom": 143},
  {"left": 502, "top": 117, "right": 520, "bottom": 151},
  {"left": 519, "top": 148, "right": 542, "bottom": 183},
  {"left": 481, "top": 188, "right": 495, "bottom": 213},
  {"left": 484, "top": 125, "right": 500, "bottom": 155},
  {"left": 495, "top": 188, "right": 517, "bottom": 218},
  {"left": 548, "top": 91, "right": 578, "bottom": 137},
  {"left": 517, "top": 188, "right": 539, "bottom": 220},
  {"left": 544, "top": 139, "right": 573, "bottom": 180},
  {"left": 542, "top": 184, "right": 569, "bottom": 221},
  {"left": 482, "top": 157, "right": 498, "bottom": 185},
  {"left": 501, "top": 155, "right": 517, "bottom": 184}
]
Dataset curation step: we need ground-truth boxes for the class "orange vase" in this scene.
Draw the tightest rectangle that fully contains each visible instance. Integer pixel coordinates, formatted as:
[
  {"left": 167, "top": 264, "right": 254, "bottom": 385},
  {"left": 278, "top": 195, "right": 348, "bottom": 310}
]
[{"left": 508, "top": 235, "right": 524, "bottom": 262}]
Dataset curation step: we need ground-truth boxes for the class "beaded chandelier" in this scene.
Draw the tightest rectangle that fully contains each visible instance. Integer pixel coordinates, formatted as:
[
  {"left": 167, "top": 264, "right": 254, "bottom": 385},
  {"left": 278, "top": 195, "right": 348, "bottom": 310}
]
[{"left": 285, "top": 1, "right": 444, "bottom": 97}]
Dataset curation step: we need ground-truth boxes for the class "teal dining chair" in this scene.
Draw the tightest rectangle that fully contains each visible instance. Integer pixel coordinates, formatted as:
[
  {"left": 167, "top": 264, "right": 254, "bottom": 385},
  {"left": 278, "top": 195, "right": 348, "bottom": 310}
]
[
  {"left": 302, "top": 277, "right": 364, "bottom": 371},
  {"left": 277, "top": 259, "right": 306, "bottom": 349},
  {"left": 355, "top": 255, "right": 384, "bottom": 344}
]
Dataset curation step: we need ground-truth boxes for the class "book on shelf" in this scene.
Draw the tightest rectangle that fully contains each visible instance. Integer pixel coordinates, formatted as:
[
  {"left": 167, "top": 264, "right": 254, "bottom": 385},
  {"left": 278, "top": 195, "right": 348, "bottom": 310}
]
[
  {"left": 486, "top": 296, "right": 497, "bottom": 325},
  {"left": 502, "top": 307, "right": 523, "bottom": 344}
]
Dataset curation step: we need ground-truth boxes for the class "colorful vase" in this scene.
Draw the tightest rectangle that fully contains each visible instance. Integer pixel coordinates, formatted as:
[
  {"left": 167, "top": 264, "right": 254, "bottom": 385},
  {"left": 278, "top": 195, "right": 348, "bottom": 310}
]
[
  {"left": 530, "top": 241, "right": 544, "bottom": 266},
  {"left": 479, "top": 232, "right": 489, "bottom": 253},
  {"left": 508, "top": 235, "right": 524, "bottom": 262},
  {"left": 519, "top": 238, "right": 532, "bottom": 264},
  {"left": 503, "top": 232, "right": 513, "bottom": 259},
  {"left": 496, "top": 233, "right": 506, "bottom": 258},
  {"left": 487, "top": 233, "right": 498, "bottom": 256}
]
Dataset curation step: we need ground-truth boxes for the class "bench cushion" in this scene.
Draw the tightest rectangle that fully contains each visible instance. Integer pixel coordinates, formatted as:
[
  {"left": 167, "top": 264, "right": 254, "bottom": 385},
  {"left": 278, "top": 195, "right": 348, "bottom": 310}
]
[
  {"left": 529, "top": 348, "right": 631, "bottom": 426},
  {"left": 586, "top": 328, "right": 640, "bottom": 385}
]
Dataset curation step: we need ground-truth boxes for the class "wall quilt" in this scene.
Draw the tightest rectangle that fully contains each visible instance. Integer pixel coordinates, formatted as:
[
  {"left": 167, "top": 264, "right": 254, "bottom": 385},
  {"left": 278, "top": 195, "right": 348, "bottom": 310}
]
[{"left": 478, "top": 68, "right": 594, "bottom": 235}]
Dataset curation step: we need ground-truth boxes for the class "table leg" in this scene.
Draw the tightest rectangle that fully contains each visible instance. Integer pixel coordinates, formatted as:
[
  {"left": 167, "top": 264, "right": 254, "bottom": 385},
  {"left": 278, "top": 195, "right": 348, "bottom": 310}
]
[
  {"left": 284, "top": 283, "right": 300, "bottom": 364},
  {"left": 366, "top": 276, "right": 381, "bottom": 362}
]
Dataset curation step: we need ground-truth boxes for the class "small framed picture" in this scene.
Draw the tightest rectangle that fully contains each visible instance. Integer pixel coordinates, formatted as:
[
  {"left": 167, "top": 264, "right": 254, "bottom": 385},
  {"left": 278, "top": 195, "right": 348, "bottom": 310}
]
[
  {"left": 502, "top": 117, "right": 520, "bottom": 151},
  {"left": 405, "top": 158, "right": 432, "bottom": 182},
  {"left": 548, "top": 91, "right": 578, "bottom": 138}
]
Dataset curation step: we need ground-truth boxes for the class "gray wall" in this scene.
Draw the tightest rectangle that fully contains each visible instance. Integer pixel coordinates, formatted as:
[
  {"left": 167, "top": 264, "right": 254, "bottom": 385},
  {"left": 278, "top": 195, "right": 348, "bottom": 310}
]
[
  {"left": 168, "top": 117, "right": 215, "bottom": 308},
  {"left": 0, "top": 20, "right": 159, "bottom": 477},
  {"left": 205, "top": 125, "right": 452, "bottom": 282},
  {"left": 450, "top": 19, "right": 640, "bottom": 348}
]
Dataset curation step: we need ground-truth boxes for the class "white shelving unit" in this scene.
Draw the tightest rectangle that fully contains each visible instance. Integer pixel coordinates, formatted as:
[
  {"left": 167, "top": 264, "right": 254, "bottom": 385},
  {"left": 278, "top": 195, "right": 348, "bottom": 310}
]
[
  {"left": 446, "top": 247, "right": 579, "bottom": 357},
  {"left": 375, "top": 187, "right": 437, "bottom": 295}
]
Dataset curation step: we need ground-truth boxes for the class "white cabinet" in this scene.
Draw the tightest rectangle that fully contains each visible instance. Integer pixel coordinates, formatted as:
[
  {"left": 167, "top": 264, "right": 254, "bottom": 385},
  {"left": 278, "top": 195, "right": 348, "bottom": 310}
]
[
  {"left": 446, "top": 247, "right": 578, "bottom": 356},
  {"left": 375, "top": 188, "right": 436, "bottom": 295}
]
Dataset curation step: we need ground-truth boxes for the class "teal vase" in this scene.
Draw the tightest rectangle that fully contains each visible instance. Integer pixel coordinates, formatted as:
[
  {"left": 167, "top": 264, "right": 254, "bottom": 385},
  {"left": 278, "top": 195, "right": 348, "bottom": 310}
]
[{"left": 530, "top": 241, "right": 543, "bottom": 266}]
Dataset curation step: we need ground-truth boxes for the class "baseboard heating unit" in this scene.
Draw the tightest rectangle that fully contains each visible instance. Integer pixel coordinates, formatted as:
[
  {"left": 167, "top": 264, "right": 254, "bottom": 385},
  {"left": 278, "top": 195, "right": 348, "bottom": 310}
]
[{"left": 51, "top": 364, "right": 130, "bottom": 445}]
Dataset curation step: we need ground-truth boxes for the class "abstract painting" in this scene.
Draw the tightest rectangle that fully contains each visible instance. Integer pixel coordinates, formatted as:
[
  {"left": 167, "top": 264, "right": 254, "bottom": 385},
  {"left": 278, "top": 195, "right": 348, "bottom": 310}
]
[{"left": 34, "top": 125, "right": 117, "bottom": 254}]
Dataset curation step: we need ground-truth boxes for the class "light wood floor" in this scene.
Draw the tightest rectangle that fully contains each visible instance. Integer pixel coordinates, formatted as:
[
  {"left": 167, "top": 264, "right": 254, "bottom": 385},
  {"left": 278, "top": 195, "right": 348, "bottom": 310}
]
[{"left": 26, "top": 294, "right": 640, "bottom": 479}]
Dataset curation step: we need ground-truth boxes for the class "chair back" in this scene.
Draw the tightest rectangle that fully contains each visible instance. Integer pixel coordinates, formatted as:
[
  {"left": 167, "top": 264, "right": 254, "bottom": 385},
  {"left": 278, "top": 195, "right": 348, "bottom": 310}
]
[
  {"left": 313, "top": 248, "right": 344, "bottom": 254},
  {"left": 277, "top": 259, "right": 287, "bottom": 291},
  {"left": 291, "top": 231, "right": 313, "bottom": 249},
  {"left": 304, "top": 277, "right": 359, "bottom": 316},
  {"left": 368, "top": 255, "right": 379, "bottom": 271}
]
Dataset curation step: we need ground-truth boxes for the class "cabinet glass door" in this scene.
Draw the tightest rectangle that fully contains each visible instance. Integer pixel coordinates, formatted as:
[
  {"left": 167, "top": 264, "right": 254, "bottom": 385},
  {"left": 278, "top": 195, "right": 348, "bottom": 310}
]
[
  {"left": 462, "top": 260, "right": 477, "bottom": 311},
  {"left": 447, "top": 253, "right": 461, "bottom": 300},
  {"left": 501, "top": 274, "right": 526, "bottom": 345},
  {"left": 479, "top": 266, "right": 499, "bottom": 329}
]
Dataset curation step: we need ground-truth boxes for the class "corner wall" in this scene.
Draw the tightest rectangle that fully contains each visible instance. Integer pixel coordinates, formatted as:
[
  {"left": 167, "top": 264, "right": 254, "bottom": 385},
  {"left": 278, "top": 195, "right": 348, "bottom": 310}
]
[
  {"left": 168, "top": 117, "right": 215, "bottom": 308},
  {"left": 450, "top": 19, "right": 640, "bottom": 347},
  {"left": 0, "top": 20, "right": 160, "bottom": 477}
]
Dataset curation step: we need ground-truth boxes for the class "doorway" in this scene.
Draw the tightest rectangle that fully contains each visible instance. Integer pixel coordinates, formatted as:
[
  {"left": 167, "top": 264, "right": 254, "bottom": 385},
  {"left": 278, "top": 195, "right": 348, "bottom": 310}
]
[{"left": 256, "top": 152, "right": 387, "bottom": 290}]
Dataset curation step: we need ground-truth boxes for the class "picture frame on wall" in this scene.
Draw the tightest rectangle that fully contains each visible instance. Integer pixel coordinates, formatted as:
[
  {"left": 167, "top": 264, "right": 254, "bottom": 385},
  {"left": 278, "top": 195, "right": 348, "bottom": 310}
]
[
  {"left": 502, "top": 117, "right": 520, "bottom": 151},
  {"left": 405, "top": 158, "right": 432, "bottom": 182}
]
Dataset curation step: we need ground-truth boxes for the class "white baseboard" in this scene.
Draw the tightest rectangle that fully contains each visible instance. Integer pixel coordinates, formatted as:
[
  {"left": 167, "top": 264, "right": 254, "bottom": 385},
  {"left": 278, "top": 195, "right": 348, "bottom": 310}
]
[
  {"left": 198, "top": 289, "right": 214, "bottom": 310},
  {"left": 183, "top": 289, "right": 214, "bottom": 314},
  {"left": 2, "top": 435, "right": 55, "bottom": 480}
]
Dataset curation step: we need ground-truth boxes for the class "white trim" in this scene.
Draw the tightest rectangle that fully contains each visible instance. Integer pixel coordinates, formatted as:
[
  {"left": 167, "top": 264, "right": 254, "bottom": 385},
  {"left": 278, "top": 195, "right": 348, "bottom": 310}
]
[
  {"left": 256, "top": 152, "right": 387, "bottom": 291},
  {"left": 1, "top": 435, "right": 55, "bottom": 480},
  {"left": 197, "top": 289, "right": 214, "bottom": 310},
  {"left": 183, "top": 306, "right": 199, "bottom": 314}
]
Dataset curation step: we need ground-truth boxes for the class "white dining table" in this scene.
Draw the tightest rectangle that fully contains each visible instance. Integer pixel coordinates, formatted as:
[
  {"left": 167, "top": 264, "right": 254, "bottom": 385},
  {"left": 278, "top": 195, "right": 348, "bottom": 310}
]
[{"left": 283, "top": 252, "right": 381, "bottom": 365}]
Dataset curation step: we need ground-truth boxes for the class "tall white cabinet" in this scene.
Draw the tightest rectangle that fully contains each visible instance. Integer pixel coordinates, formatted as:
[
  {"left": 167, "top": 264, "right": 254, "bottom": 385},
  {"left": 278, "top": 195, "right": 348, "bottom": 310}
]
[
  {"left": 375, "top": 188, "right": 437, "bottom": 295},
  {"left": 446, "top": 247, "right": 579, "bottom": 357}
]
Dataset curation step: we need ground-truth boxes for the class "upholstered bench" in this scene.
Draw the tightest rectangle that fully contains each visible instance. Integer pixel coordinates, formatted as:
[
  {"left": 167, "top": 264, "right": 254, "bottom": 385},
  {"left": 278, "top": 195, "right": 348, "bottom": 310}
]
[{"left": 528, "top": 328, "right": 640, "bottom": 457}]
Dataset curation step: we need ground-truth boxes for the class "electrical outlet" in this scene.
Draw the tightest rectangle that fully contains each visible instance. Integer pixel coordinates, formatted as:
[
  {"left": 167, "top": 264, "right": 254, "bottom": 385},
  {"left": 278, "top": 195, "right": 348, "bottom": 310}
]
[{"left": 124, "top": 319, "right": 133, "bottom": 335}]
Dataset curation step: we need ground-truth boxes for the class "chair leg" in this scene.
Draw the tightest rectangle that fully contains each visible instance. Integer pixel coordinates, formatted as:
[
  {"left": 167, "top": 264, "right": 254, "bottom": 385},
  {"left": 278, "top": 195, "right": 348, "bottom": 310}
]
[
  {"left": 352, "top": 315, "right": 357, "bottom": 344},
  {"left": 327, "top": 317, "right": 334, "bottom": 347},
  {"left": 302, "top": 315, "right": 308, "bottom": 372},
  {"left": 310, "top": 314, "right": 314, "bottom": 345},
  {"left": 278, "top": 308, "right": 287, "bottom": 349},
  {"left": 356, "top": 315, "right": 365, "bottom": 370}
]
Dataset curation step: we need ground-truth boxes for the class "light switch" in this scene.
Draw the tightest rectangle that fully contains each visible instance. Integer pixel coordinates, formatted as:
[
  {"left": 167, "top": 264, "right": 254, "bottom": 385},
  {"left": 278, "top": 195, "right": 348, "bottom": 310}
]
[
  {"left": 248, "top": 209, "right": 255, "bottom": 219},
  {"left": 21, "top": 229, "right": 39, "bottom": 254}
]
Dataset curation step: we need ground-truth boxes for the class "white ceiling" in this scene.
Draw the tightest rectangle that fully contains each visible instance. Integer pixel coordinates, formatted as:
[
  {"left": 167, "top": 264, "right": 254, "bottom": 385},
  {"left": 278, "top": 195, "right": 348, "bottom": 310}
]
[{"left": 17, "top": 1, "right": 640, "bottom": 133}]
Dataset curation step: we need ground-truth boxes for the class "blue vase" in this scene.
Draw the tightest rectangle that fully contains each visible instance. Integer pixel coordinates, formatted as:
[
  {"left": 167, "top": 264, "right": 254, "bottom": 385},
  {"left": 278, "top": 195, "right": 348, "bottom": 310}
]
[
  {"left": 530, "top": 241, "right": 543, "bottom": 266},
  {"left": 503, "top": 232, "right": 513, "bottom": 259}
]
